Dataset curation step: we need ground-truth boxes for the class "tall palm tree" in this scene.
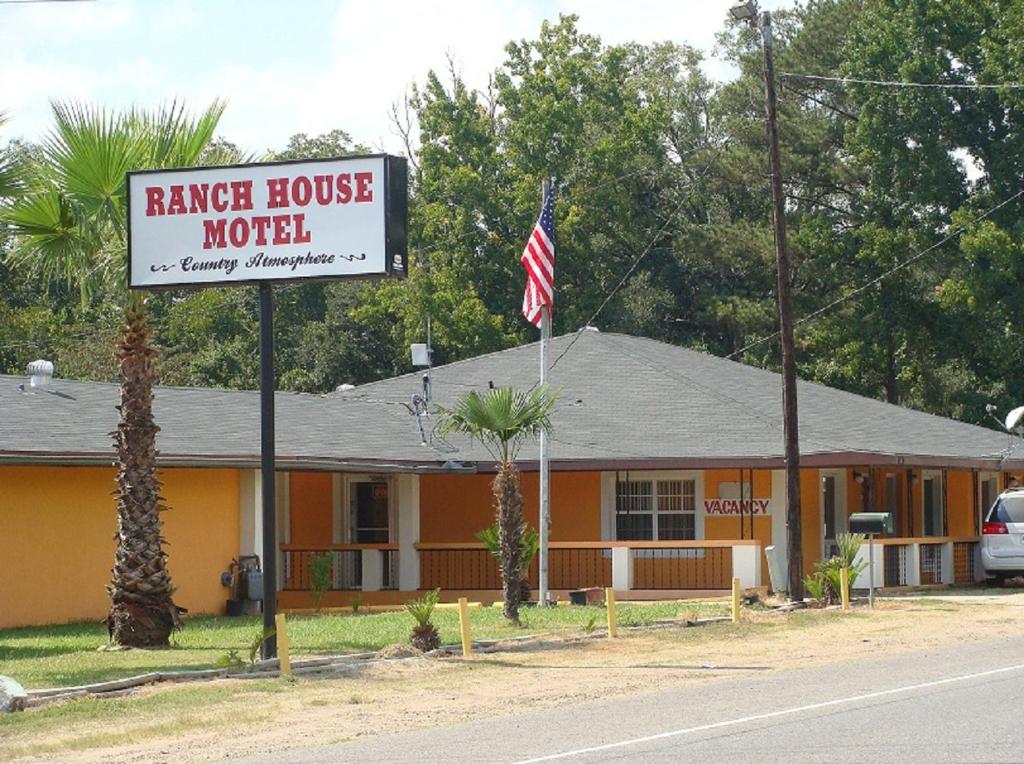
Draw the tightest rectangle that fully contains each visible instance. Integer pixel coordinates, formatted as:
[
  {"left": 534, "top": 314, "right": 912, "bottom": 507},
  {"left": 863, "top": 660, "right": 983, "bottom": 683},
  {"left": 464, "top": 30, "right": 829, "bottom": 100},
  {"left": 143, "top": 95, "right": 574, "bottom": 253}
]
[
  {"left": 439, "top": 386, "right": 556, "bottom": 624},
  {"left": 3, "top": 101, "right": 225, "bottom": 646}
]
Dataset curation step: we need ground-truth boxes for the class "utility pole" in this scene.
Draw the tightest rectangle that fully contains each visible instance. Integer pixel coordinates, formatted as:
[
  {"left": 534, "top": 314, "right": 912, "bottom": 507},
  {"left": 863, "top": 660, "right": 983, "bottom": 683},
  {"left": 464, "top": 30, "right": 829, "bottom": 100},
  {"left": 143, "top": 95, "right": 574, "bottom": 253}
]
[{"left": 731, "top": 1, "right": 804, "bottom": 600}]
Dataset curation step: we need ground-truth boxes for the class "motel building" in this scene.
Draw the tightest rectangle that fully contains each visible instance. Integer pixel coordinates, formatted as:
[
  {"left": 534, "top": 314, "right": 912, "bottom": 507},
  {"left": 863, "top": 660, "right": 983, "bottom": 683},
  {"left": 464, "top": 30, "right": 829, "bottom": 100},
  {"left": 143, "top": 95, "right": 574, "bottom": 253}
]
[{"left": 2, "top": 329, "right": 1022, "bottom": 629}]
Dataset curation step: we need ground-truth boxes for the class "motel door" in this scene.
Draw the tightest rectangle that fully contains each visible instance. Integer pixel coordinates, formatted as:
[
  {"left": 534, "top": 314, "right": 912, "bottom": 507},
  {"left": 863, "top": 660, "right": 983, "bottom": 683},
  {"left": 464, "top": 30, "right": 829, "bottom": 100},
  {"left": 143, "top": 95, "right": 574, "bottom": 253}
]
[
  {"left": 349, "top": 479, "right": 390, "bottom": 543},
  {"left": 821, "top": 470, "right": 847, "bottom": 559},
  {"left": 921, "top": 471, "right": 946, "bottom": 537}
]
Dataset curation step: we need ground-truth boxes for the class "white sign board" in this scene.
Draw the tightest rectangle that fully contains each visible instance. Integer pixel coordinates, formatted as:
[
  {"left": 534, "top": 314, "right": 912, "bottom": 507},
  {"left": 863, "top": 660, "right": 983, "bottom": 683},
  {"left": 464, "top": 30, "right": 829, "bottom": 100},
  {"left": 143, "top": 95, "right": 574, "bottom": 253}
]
[{"left": 127, "top": 154, "right": 406, "bottom": 288}]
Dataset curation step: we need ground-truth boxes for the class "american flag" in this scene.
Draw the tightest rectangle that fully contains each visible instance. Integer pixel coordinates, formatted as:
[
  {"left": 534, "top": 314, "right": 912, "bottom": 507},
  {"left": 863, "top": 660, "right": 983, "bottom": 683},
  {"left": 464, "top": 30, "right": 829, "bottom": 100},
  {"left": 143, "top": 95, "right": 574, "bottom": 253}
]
[{"left": 520, "top": 186, "right": 555, "bottom": 327}]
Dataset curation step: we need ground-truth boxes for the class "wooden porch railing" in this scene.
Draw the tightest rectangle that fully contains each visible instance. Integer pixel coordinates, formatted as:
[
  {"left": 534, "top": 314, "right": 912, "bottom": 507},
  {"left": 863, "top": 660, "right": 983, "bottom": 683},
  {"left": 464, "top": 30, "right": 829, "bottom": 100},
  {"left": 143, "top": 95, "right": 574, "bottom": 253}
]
[
  {"left": 414, "top": 540, "right": 757, "bottom": 591},
  {"left": 280, "top": 544, "right": 399, "bottom": 591},
  {"left": 857, "top": 536, "right": 980, "bottom": 588}
]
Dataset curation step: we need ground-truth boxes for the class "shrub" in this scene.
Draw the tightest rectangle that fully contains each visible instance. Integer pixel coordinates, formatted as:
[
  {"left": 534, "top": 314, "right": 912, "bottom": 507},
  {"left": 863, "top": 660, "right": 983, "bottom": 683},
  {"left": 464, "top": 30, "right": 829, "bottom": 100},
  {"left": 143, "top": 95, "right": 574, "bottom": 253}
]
[
  {"left": 807, "top": 533, "right": 868, "bottom": 606},
  {"left": 804, "top": 573, "right": 826, "bottom": 604},
  {"left": 308, "top": 552, "right": 333, "bottom": 612},
  {"left": 349, "top": 594, "right": 363, "bottom": 614},
  {"left": 405, "top": 588, "right": 441, "bottom": 652}
]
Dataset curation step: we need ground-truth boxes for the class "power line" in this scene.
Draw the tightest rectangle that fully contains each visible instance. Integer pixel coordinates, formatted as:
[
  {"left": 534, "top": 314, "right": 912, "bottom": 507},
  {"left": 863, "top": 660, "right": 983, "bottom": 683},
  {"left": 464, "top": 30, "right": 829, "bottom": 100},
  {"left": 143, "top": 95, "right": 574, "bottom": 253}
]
[
  {"left": 726, "top": 187, "right": 1024, "bottom": 359},
  {"left": 780, "top": 72, "right": 1024, "bottom": 90}
]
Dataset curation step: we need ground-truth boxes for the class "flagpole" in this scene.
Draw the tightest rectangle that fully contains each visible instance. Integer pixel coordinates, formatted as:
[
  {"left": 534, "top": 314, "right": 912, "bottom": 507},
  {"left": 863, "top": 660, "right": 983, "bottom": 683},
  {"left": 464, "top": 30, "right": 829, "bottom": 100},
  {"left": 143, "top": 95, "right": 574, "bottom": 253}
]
[{"left": 538, "top": 178, "right": 552, "bottom": 607}]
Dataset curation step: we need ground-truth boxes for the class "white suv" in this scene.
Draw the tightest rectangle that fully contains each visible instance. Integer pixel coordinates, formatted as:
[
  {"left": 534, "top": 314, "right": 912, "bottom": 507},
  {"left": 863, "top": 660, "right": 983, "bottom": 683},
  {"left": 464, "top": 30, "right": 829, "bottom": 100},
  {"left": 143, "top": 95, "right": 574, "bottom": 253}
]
[{"left": 981, "top": 487, "right": 1024, "bottom": 583}]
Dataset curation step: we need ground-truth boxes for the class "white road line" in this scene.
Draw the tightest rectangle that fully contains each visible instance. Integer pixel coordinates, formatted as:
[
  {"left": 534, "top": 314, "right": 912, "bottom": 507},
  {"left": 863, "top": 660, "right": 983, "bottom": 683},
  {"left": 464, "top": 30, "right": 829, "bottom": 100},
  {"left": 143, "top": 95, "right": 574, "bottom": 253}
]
[{"left": 511, "top": 662, "right": 1024, "bottom": 763}]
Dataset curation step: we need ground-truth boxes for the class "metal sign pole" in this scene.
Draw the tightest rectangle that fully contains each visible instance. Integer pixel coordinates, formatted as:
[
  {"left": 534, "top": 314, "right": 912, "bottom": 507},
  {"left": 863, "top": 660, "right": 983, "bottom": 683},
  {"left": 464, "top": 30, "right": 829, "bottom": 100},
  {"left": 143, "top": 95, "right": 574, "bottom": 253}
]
[
  {"left": 539, "top": 304, "right": 550, "bottom": 606},
  {"left": 537, "top": 178, "right": 552, "bottom": 607},
  {"left": 259, "top": 282, "right": 278, "bottom": 658}
]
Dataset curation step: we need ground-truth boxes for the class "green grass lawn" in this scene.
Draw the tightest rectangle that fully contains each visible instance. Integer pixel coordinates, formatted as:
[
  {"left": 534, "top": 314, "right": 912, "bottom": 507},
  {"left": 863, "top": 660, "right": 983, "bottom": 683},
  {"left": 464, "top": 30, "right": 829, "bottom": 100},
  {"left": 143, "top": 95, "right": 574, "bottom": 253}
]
[{"left": 0, "top": 600, "right": 728, "bottom": 689}]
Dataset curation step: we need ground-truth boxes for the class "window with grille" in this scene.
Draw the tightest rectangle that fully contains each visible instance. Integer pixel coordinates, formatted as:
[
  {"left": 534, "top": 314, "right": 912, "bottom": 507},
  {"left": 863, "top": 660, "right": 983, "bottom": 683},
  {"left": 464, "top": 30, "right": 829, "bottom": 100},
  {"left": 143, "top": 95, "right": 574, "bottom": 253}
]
[{"left": 616, "top": 478, "right": 696, "bottom": 540}]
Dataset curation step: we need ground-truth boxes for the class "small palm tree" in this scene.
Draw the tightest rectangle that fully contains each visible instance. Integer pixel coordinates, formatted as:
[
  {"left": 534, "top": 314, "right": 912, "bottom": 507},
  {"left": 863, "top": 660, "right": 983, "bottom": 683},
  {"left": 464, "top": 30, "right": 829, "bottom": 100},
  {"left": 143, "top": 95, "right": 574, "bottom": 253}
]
[
  {"left": 3, "top": 101, "right": 225, "bottom": 646},
  {"left": 439, "top": 386, "right": 556, "bottom": 624}
]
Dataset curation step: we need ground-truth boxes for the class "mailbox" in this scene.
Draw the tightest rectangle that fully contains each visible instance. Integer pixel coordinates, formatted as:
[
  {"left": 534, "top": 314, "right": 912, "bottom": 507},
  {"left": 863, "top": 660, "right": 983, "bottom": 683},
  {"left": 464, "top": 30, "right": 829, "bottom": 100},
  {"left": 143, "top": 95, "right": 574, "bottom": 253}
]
[{"left": 849, "top": 512, "right": 894, "bottom": 535}]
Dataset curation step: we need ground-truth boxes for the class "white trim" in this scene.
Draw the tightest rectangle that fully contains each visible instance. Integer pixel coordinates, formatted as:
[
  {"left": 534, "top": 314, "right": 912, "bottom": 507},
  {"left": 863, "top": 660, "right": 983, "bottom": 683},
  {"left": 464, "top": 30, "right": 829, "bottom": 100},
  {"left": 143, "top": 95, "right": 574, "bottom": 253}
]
[{"left": 820, "top": 468, "right": 846, "bottom": 558}]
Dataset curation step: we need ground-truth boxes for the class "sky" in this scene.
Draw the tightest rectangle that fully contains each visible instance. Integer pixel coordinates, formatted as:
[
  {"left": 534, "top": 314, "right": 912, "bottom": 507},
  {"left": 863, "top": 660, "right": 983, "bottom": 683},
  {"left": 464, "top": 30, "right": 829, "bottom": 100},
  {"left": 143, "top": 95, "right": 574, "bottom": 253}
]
[{"left": 0, "top": 0, "right": 793, "bottom": 154}]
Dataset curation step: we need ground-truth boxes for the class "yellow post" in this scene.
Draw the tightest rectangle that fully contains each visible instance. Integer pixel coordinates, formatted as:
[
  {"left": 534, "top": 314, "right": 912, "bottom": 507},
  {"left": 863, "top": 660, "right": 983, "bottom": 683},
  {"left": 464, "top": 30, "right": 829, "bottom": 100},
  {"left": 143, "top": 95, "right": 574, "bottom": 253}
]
[
  {"left": 605, "top": 587, "right": 617, "bottom": 638},
  {"left": 457, "top": 597, "right": 473, "bottom": 657},
  {"left": 841, "top": 566, "right": 850, "bottom": 611},
  {"left": 274, "top": 612, "right": 292, "bottom": 678},
  {"left": 731, "top": 577, "right": 741, "bottom": 624}
]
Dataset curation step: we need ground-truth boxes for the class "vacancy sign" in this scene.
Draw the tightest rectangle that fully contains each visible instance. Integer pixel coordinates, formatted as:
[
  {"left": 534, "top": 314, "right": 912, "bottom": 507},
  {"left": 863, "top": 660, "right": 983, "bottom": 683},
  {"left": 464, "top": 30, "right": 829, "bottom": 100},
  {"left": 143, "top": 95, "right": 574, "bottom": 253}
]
[{"left": 127, "top": 154, "right": 407, "bottom": 288}]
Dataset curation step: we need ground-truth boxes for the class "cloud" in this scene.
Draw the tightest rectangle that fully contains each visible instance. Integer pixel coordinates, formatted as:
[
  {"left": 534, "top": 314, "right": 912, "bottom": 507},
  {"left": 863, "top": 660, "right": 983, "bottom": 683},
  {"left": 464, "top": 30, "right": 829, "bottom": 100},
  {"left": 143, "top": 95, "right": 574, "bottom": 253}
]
[
  {"left": 0, "top": 0, "right": 796, "bottom": 151},
  {"left": 10, "top": 0, "right": 135, "bottom": 37}
]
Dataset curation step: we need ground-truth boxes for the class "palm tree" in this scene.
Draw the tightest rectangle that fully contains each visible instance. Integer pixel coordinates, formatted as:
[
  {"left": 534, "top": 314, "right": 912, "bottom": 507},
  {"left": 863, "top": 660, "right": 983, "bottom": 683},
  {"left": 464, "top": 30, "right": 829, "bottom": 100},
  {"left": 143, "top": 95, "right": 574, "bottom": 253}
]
[
  {"left": 0, "top": 112, "right": 25, "bottom": 202},
  {"left": 439, "top": 386, "right": 556, "bottom": 624},
  {"left": 3, "top": 101, "right": 225, "bottom": 646}
]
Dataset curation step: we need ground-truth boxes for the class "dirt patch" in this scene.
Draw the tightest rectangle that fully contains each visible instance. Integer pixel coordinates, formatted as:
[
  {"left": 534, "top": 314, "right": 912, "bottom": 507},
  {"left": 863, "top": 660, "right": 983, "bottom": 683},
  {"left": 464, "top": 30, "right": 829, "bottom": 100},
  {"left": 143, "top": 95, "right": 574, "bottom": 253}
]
[
  {"left": 373, "top": 644, "right": 423, "bottom": 660},
  {"left": 8, "top": 595, "right": 1024, "bottom": 763}
]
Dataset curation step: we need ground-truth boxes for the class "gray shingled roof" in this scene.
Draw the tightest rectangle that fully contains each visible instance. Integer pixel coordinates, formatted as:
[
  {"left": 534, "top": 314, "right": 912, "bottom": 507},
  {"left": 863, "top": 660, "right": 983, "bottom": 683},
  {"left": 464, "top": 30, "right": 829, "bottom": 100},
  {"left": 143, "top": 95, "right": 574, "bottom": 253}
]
[{"left": 1, "top": 330, "right": 1018, "bottom": 470}]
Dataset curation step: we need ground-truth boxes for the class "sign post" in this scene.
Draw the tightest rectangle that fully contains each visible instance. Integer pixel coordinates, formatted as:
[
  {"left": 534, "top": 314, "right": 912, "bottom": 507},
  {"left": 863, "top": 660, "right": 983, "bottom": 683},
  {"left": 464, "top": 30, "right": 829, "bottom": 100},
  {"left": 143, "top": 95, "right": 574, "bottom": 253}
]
[
  {"left": 128, "top": 155, "right": 407, "bottom": 658},
  {"left": 259, "top": 282, "right": 277, "bottom": 656}
]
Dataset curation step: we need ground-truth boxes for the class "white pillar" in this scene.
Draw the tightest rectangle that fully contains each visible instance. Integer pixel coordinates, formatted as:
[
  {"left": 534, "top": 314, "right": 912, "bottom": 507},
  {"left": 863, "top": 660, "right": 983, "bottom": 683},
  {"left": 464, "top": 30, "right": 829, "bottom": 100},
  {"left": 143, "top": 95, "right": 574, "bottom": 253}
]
[
  {"left": 275, "top": 472, "right": 290, "bottom": 590},
  {"left": 852, "top": 541, "right": 885, "bottom": 589},
  {"left": 239, "top": 469, "right": 261, "bottom": 558},
  {"left": 770, "top": 469, "right": 788, "bottom": 583},
  {"left": 905, "top": 544, "right": 922, "bottom": 587},
  {"left": 940, "top": 542, "right": 955, "bottom": 585},
  {"left": 973, "top": 543, "right": 985, "bottom": 583},
  {"left": 397, "top": 473, "right": 421, "bottom": 591},
  {"left": 611, "top": 547, "right": 633, "bottom": 591},
  {"left": 732, "top": 545, "right": 762, "bottom": 589},
  {"left": 361, "top": 549, "right": 383, "bottom": 592}
]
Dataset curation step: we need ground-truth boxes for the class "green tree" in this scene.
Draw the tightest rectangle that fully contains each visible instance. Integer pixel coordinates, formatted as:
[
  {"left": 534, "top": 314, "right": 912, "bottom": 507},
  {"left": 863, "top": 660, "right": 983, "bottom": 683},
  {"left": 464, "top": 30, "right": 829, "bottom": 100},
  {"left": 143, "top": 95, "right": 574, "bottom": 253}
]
[
  {"left": 439, "top": 386, "right": 555, "bottom": 624},
  {"left": 3, "top": 101, "right": 225, "bottom": 646}
]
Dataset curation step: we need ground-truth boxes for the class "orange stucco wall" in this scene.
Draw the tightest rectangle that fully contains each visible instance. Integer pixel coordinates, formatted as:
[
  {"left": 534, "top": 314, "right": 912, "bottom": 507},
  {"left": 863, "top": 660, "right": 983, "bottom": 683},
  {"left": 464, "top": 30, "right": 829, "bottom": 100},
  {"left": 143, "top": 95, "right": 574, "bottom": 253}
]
[
  {"left": 799, "top": 469, "right": 821, "bottom": 575},
  {"left": 289, "top": 471, "right": 334, "bottom": 545},
  {"left": 419, "top": 471, "right": 602, "bottom": 542},
  {"left": 0, "top": 465, "right": 239, "bottom": 629},
  {"left": 946, "top": 470, "right": 975, "bottom": 537}
]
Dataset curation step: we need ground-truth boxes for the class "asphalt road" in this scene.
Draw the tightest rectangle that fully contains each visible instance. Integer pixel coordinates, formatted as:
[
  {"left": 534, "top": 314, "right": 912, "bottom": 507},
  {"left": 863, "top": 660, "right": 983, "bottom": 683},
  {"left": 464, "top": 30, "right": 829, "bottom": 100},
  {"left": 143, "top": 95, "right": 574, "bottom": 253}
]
[{"left": 236, "top": 635, "right": 1024, "bottom": 763}]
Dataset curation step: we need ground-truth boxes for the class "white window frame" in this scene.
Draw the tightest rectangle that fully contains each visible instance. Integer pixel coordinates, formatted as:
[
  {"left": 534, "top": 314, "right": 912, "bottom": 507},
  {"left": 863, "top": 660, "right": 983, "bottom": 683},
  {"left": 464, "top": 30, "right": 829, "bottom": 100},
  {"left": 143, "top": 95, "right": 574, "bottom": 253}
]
[
  {"left": 601, "top": 470, "right": 705, "bottom": 541},
  {"left": 979, "top": 471, "right": 999, "bottom": 533},
  {"left": 820, "top": 469, "right": 847, "bottom": 557}
]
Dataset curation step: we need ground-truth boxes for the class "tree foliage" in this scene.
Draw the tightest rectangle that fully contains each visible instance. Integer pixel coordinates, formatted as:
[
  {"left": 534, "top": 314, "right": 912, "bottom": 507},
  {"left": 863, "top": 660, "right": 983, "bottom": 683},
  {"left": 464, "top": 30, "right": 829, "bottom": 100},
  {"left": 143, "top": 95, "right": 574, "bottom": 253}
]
[{"left": 2, "top": 4, "right": 1023, "bottom": 427}]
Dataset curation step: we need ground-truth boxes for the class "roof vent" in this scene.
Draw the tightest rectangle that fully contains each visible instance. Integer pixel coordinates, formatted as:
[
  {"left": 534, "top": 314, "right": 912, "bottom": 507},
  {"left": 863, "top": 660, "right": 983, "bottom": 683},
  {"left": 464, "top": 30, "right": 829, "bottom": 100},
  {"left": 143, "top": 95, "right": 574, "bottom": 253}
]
[
  {"left": 582, "top": 325, "right": 600, "bottom": 332},
  {"left": 335, "top": 383, "right": 356, "bottom": 393},
  {"left": 27, "top": 359, "right": 54, "bottom": 389}
]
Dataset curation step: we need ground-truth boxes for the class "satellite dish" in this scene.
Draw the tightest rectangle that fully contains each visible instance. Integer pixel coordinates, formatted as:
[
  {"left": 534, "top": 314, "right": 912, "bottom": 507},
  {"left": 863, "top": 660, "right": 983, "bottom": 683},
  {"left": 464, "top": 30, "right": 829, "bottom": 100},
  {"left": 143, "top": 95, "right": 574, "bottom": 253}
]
[{"left": 1005, "top": 405, "right": 1024, "bottom": 433}]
